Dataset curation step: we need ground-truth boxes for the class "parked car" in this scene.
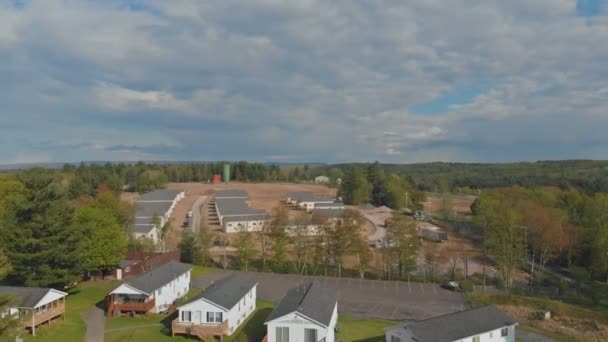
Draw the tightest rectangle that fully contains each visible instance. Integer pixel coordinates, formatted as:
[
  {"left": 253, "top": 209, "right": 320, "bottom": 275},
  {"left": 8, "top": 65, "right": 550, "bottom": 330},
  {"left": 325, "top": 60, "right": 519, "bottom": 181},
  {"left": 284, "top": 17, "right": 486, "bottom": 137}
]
[{"left": 441, "top": 281, "right": 460, "bottom": 291}]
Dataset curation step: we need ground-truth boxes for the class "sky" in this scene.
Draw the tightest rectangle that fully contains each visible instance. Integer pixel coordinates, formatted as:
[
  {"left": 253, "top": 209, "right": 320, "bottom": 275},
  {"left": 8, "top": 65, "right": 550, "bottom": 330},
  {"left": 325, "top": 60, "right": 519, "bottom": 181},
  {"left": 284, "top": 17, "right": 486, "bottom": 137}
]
[{"left": 1, "top": 0, "right": 607, "bottom": 164}]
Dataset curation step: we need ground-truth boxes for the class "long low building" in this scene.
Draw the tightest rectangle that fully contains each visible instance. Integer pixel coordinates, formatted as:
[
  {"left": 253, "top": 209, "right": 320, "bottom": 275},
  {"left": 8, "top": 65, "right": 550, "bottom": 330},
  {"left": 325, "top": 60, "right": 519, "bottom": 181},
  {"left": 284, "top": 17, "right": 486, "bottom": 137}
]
[
  {"left": 214, "top": 190, "right": 270, "bottom": 233},
  {"left": 132, "top": 189, "right": 185, "bottom": 244},
  {"left": 286, "top": 191, "right": 342, "bottom": 212}
]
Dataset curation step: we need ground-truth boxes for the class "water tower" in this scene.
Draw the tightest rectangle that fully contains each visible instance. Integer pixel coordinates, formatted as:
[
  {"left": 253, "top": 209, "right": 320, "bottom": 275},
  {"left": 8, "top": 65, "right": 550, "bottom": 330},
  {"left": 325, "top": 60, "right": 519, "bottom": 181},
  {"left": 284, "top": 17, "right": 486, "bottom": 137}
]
[{"left": 223, "top": 163, "right": 231, "bottom": 183}]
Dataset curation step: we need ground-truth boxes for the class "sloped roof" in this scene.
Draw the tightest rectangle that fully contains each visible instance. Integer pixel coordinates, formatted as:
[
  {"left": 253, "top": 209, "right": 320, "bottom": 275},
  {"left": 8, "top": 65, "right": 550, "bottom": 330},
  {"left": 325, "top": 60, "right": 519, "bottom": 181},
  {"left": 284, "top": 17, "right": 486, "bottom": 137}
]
[
  {"left": 265, "top": 282, "right": 337, "bottom": 327},
  {"left": 113, "top": 261, "right": 191, "bottom": 295},
  {"left": 180, "top": 274, "right": 257, "bottom": 310},
  {"left": 215, "top": 189, "right": 249, "bottom": 199},
  {"left": 396, "top": 305, "right": 517, "bottom": 342},
  {"left": 135, "top": 201, "right": 172, "bottom": 218},
  {"left": 215, "top": 198, "right": 267, "bottom": 217},
  {"left": 0, "top": 286, "right": 66, "bottom": 309},
  {"left": 222, "top": 214, "right": 271, "bottom": 223},
  {"left": 138, "top": 189, "right": 183, "bottom": 202},
  {"left": 312, "top": 208, "right": 344, "bottom": 221},
  {"left": 314, "top": 202, "right": 345, "bottom": 208}
]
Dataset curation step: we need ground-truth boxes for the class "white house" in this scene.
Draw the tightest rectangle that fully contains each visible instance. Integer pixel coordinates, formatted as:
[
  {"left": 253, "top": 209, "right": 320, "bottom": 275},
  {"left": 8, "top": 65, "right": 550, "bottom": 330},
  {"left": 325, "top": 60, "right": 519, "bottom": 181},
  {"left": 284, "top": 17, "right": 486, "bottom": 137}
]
[
  {"left": 215, "top": 190, "right": 270, "bottom": 233},
  {"left": 223, "top": 215, "right": 271, "bottom": 233},
  {"left": 106, "top": 261, "right": 191, "bottom": 316},
  {"left": 385, "top": 305, "right": 517, "bottom": 342},
  {"left": 265, "top": 282, "right": 338, "bottom": 342},
  {"left": 314, "top": 175, "right": 330, "bottom": 184},
  {"left": 131, "top": 189, "right": 184, "bottom": 247},
  {"left": 0, "top": 286, "right": 68, "bottom": 336},
  {"left": 173, "top": 274, "right": 258, "bottom": 340}
]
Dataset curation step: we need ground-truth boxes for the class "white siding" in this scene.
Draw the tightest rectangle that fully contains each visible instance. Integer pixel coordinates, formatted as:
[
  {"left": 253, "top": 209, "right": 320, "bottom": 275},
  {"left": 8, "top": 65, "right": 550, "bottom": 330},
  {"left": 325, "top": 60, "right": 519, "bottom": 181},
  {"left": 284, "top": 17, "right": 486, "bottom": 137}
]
[
  {"left": 153, "top": 270, "right": 191, "bottom": 313},
  {"left": 35, "top": 290, "right": 68, "bottom": 308},
  {"left": 266, "top": 304, "right": 338, "bottom": 342},
  {"left": 177, "top": 285, "right": 257, "bottom": 336},
  {"left": 385, "top": 325, "right": 516, "bottom": 342},
  {"left": 225, "top": 220, "right": 269, "bottom": 233},
  {"left": 133, "top": 227, "right": 159, "bottom": 244}
]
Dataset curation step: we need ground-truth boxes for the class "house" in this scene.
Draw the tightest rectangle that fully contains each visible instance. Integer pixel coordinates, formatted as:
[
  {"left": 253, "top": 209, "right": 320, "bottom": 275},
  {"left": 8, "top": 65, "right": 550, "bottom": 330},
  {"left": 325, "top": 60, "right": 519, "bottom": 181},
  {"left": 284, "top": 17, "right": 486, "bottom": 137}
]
[
  {"left": 315, "top": 175, "right": 330, "bottom": 184},
  {"left": 287, "top": 192, "right": 338, "bottom": 212},
  {"left": 385, "top": 305, "right": 517, "bottom": 342},
  {"left": 172, "top": 274, "right": 258, "bottom": 340},
  {"left": 265, "top": 282, "right": 338, "bottom": 342},
  {"left": 0, "top": 286, "right": 68, "bottom": 336},
  {"left": 106, "top": 260, "right": 191, "bottom": 316},
  {"left": 131, "top": 189, "right": 184, "bottom": 245},
  {"left": 214, "top": 190, "right": 270, "bottom": 233}
]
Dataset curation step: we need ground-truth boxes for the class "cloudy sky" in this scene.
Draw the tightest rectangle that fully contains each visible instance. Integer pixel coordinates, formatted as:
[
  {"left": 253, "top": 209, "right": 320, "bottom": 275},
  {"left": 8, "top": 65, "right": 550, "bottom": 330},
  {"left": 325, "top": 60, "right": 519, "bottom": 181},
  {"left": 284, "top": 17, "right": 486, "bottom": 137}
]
[{"left": 1, "top": 0, "right": 607, "bottom": 164}]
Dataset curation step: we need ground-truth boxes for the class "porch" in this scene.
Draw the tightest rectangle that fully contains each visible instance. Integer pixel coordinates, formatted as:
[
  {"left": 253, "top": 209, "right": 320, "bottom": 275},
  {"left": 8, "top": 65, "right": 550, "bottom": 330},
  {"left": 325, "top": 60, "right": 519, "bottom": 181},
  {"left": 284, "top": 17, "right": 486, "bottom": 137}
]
[
  {"left": 172, "top": 319, "right": 229, "bottom": 341},
  {"left": 106, "top": 293, "right": 155, "bottom": 317},
  {"left": 24, "top": 297, "right": 66, "bottom": 336}
]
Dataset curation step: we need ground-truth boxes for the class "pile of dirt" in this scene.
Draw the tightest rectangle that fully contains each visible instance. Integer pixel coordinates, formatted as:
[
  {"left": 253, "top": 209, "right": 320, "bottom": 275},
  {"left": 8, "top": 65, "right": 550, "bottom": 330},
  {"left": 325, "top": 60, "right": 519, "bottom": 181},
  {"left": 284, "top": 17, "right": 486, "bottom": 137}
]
[{"left": 500, "top": 304, "right": 608, "bottom": 341}]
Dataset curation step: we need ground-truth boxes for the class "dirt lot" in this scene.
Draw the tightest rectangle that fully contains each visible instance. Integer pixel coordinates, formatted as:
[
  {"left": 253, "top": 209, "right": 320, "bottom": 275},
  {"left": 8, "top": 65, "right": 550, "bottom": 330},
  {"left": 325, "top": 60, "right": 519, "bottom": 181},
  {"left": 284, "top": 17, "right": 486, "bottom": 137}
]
[{"left": 422, "top": 193, "right": 476, "bottom": 217}]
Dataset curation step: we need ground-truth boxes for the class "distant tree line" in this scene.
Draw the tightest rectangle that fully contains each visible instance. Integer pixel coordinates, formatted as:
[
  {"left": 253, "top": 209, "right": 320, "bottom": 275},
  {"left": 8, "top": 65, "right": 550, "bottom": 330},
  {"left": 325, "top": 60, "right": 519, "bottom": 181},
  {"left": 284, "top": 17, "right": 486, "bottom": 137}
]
[{"left": 339, "top": 162, "right": 426, "bottom": 210}]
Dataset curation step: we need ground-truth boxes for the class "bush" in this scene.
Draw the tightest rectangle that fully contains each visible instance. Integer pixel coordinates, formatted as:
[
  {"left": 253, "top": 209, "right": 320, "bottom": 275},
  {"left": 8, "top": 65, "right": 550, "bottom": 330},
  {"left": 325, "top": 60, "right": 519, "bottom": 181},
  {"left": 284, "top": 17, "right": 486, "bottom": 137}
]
[{"left": 461, "top": 279, "right": 474, "bottom": 292}]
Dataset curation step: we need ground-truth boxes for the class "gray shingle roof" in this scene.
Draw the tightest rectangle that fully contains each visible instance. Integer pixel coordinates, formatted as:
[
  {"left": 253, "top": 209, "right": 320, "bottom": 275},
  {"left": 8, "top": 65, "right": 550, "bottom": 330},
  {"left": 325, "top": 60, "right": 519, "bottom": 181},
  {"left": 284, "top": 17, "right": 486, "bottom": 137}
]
[
  {"left": 222, "top": 214, "right": 271, "bottom": 223},
  {"left": 180, "top": 274, "right": 257, "bottom": 310},
  {"left": 135, "top": 201, "right": 172, "bottom": 218},
  {"left": 314, "top": 202, "right": 345, "bottom": 208},
  {"left": 396, "top": 305, "right": 517, "bottom": 342},
  {"left": 138, "top": 189, "right": 183, "bottom": 202},
  {"left": 115, "top": 260, "right": 191, "bottom": 295},
  {"left": 118, "top": 260, "right": 136, "bottom": 269},
  {"left": 215, "top": 198, "right": 267, "bottom": 217},
  {"left": 0, "top": 286, "right": 65, "bottom": 308},
  {"left": 312, "top": 208, "right": 344, "bottom": 220},
  {"left": 215, "top": 189, "right": 249, "bottom": 199},
  {"left": 132, "top": 225, "right": 156, "bottom": 234},
  {"left": 265, "top": 282, "right": 337, "bottom": 327}
]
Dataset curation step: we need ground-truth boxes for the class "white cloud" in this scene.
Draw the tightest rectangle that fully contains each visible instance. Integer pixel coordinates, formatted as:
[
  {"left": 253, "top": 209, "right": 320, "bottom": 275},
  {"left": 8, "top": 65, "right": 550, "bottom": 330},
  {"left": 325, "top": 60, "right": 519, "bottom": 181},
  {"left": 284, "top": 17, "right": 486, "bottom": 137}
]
[{"left": 1, "top": 0, "right": 608, "bottom": 163}]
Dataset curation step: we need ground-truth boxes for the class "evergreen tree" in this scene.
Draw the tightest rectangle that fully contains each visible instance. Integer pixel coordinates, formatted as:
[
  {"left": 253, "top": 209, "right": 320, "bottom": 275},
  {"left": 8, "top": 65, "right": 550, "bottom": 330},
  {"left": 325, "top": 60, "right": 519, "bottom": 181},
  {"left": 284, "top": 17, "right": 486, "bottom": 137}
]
[
  {"left": 179, "top": 232, "right": 203, "bottom": 265},
  {"left": 1, "top": 169, "right": 82, "bottom": 287}
]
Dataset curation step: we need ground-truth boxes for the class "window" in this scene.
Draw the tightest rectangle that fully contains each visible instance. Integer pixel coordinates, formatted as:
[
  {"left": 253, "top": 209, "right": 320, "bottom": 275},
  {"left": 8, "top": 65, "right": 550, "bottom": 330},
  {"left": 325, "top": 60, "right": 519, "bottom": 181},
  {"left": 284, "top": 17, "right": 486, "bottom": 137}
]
[
  {"left": 472, "top": 336, "right": 480, "bottom": 342},
  {"left": 390, "top": 336, "right": 401, "bottom": 342},
  {"left": 125, "top": 266, "right": 131, "bottom": 273},
  {"left": 276, "top": 327, "right": 289, "bottom": 342},
  {"left": 206, "top": 312, "right": 223, "bottom": 323},
  {"left": 305, "top": 328, "right": 317, "bottom": 342},
  {"left": 501, "top": 327, "right": 509, "bottom": 337},
  {"left": 181, "top": 311, "right": 191, "bottom": 322}
]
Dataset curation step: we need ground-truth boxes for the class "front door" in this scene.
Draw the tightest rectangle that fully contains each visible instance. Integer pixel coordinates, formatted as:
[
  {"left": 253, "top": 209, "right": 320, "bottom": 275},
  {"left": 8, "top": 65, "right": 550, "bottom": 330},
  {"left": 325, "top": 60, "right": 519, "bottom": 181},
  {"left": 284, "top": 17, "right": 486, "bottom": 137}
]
[{"left": 194, "top": 311, "right": 202, "bottom": 324}]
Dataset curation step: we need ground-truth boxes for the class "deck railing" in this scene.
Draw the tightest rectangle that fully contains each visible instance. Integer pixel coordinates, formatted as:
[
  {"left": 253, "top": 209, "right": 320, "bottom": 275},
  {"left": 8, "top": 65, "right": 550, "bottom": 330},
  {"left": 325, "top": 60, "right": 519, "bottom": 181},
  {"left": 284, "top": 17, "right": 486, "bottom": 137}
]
[
  {"left": 27, "top": 302, "right": 65, "bottom": 327},
  {"left": 172, "top": 319, "right": 229, "bottom": 339}
]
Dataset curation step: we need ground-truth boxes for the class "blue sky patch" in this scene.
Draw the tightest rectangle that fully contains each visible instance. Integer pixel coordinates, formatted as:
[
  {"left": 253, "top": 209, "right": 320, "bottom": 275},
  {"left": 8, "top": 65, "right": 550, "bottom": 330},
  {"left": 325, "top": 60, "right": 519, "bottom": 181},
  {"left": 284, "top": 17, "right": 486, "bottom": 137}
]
[
  {"left": 409, "top": 85, "right": 486, "bottom": 115},
  {"left": 577, "top": 0, "right": 605, "bottom": 16}
]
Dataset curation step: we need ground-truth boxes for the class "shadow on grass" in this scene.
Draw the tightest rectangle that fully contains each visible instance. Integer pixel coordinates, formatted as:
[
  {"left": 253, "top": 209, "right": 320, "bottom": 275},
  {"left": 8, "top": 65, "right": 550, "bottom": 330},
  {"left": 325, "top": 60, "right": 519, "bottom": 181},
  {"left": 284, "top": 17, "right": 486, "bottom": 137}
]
[
  {"left": 230, "top": 308, "right": 273, "bottom": 342},
  {"left": 161, "top": 311, "right": 178, "bottom": 330},
  {"left": 353, "top": 336, "right": 384, "bottom": 342},
  {"left": 95, "top": 299, "right": 107, "bottom": 311}
]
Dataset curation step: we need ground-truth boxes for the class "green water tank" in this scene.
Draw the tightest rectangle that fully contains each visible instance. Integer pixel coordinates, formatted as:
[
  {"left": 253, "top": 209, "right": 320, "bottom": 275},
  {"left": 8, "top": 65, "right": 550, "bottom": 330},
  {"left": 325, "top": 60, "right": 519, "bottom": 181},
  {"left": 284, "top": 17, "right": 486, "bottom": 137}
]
[{"left": 223, "top": 163, "right": 231, "bottom": 182}]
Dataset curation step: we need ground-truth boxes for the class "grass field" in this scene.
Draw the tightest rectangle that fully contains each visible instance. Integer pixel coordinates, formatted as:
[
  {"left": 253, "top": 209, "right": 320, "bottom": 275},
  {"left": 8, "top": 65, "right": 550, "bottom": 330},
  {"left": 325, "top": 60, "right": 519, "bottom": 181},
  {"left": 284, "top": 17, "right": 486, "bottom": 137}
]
[
  {"left": 22, "top": 279, "right": 118, "bottom": 342},
  {"left": 336, "top": 316, "right": 397, "bottom": 342}
]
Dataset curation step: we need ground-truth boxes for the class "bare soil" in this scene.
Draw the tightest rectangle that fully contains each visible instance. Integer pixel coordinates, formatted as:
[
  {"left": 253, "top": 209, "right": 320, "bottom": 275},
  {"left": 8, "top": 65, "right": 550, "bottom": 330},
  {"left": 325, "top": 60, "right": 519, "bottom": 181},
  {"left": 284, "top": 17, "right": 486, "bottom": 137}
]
[{"left": 422, "top": 193, "right": 476, "bottom": 216}]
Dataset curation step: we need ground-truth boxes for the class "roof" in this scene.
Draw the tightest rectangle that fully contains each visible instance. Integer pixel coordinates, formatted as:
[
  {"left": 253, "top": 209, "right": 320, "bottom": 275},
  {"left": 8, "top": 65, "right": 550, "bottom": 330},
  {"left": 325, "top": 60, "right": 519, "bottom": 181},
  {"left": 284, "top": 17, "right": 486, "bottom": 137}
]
[
  {"left": 135, "top": 201, "right": 172, "bottom": 218},
  {"left": 137, "top": 189, "right": 183, "bottom": 202},
  {"left": 287, "top": 192, "right": 315, "bottom": 202},
  {"left": 114, "top": 261, "right": 191, "bottom": 295},
  {"left": 396, "top": 305, "right": 517, "bottom": 342},
  {"left": 265, "top": 282, "right": 337, "bottom": 327},
  {"left": 312, "top": 208, "right": 344, "bottom": 220},
  {"left": 215, "top": 198, "right": 267, "bottom": 217},
  {"left": 132, "top": 224, "right": 156, "bottom": 234},
  {"left": 0, "top": 286, "right": 67, "bottom": 308},
  {"left": 215, "top": 189, "right": 249, "bottom": 199},
  {"left": 181, "top": 274, "right": 257, "bottom": 310}
]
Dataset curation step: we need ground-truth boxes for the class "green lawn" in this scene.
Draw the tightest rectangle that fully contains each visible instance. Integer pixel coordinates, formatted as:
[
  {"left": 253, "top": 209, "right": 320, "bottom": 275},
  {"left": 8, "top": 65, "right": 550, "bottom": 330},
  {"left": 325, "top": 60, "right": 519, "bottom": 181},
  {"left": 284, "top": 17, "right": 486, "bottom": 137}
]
[
  {"left": 104, "top": 300, "right": 276, "bottom": 342},
  {"left": 337, "top": 315, "right": 397, "bottom": 342},
  {"left": 191, "top": 265, "right": 216, "bottom": 278},
  {"left": 22, "top": 279, "right": 118, "bottom": 342}
]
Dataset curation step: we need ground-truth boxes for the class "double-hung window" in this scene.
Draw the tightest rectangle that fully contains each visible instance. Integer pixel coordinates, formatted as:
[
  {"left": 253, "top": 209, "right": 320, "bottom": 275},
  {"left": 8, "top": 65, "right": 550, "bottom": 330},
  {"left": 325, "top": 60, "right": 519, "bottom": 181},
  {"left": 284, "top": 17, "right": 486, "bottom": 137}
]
[
  {"left": 276, "top": 327, "right": 289, "bottom": 342},
  {"left": 181, "top": 311, "right": 191, "bottom": 322},
  {"left": 501, "top": 327, "right": 509, "bottom": 336},
  {"left": 206, "top": 312, "right": 223, "bottom": 323}
]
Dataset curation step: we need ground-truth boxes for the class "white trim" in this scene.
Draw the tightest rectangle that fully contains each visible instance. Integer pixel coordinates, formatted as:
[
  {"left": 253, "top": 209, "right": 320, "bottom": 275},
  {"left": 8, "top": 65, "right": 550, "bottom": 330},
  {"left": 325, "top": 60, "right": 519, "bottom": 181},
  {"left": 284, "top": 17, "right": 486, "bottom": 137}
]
[
  {"left": 264, "top": 311, "right": 328, "bottom": 329},
  {"left": 110, "top": 283, "right": 150, "bottom": 296}
]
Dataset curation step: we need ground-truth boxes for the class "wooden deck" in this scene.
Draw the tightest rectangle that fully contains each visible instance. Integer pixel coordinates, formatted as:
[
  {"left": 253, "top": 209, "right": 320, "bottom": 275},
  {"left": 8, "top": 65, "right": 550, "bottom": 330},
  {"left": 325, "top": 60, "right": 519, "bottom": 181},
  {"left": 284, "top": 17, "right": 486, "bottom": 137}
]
[
  {"left": 27, "top": 302, "right": 65, "bottom": 328},
  {"left": 107, "top": 297, "right": 155, "bottom": 317},
  {"left": 172, "top": 319, "right": 229, "bottom": 341}
]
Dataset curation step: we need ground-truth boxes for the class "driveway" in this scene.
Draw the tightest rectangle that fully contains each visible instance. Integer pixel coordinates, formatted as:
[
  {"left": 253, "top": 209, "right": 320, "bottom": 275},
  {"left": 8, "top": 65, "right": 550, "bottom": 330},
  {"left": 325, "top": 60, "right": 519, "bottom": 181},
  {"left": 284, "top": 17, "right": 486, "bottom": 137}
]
[
  {"left": 83, "top": 306, "right": 105, "bottom": 342},
  {"left": 186, "top": 195, "right": 207, "bottom": 233},
  {"left": 192, "top": 270, "right": 466, "bottom": 321}
]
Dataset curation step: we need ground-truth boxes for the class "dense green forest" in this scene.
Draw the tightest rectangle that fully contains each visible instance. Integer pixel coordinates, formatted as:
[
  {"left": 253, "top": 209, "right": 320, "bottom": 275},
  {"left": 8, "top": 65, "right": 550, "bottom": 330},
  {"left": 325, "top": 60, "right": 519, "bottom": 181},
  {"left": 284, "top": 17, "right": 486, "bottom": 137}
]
[{"left": 348, "top": 160, "right": 608, "bottom": 194}]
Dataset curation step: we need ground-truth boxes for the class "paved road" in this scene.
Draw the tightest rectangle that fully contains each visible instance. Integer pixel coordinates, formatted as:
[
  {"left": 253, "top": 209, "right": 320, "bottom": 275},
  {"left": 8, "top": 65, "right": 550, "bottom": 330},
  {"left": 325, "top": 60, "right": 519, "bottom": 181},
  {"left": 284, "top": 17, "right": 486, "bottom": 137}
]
[
  {"left": 187, "top": 195, "right": 207, "bottom": 233},
  {"left": 192, "top": 270, "right": 466, "bottom": 321},
  {"left": 83, "top": 306, "right": 105, "bottom": 342},
  {"left": 516, "top": 329, "right": 557, "bottom": 342}
]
